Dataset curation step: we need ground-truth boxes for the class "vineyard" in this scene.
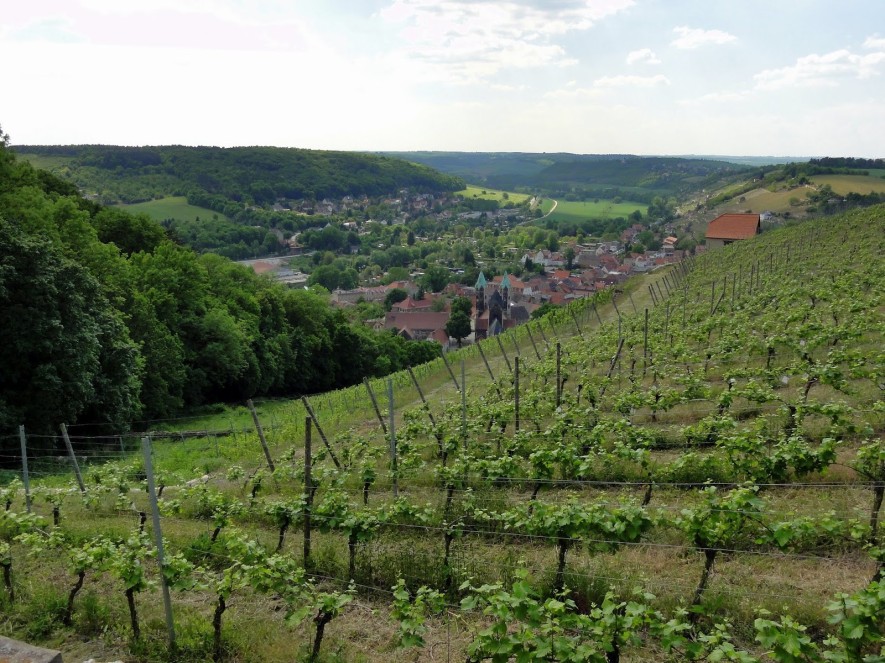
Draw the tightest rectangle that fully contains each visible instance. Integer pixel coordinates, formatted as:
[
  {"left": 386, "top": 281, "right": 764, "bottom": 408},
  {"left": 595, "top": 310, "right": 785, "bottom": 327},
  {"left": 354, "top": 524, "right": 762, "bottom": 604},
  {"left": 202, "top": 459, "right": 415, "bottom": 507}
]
[{"left": 1, "top": 207, "right": 884, "bottom": 662}]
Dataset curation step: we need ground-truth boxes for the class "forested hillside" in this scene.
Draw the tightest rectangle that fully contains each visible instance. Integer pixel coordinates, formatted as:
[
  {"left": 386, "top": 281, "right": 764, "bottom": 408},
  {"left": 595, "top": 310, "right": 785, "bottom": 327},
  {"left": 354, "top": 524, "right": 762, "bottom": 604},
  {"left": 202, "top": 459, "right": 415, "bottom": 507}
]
[
  {"left": 0, "top": 130, "right": 440, "bottom": 437},
  {"left": 386, "top": 151, "right": 752, "bottom": 201},
  {"left": 16, "top": 145, "right": 465, "bottom": 208}
]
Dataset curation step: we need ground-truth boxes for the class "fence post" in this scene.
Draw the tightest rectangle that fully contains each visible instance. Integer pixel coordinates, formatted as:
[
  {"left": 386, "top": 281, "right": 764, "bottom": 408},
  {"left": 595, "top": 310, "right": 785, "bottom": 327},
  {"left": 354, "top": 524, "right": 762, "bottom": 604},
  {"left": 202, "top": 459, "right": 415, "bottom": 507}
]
[
  {"left": 141, "top": 436, "right": 176, "bottom": 649},
  {"left": 18, "top": 426, "right": 31, "bottom": 513},
  {"left": 510, "top": 332, "right": 521, "bottom": 358},
  {"left": 593, "top": 303, "right": 603, "bottom": 326},
  {"left": 303, "top": 417, "right": 312, "bottom": 568},
  {"left": 628, "top": 291, "right": 638, "bottom": 314},
  {"left": 387, "top": 379, "right": 398, "bottom": 499},
  {"left": 247, "top": 399, "right": 275, "bottom": 473},
  {"left": 60, "top": 423, "right": 86, "bottom": 494},
  {"left": 643, "top": 308, "right": 649, "bottom": 377}
]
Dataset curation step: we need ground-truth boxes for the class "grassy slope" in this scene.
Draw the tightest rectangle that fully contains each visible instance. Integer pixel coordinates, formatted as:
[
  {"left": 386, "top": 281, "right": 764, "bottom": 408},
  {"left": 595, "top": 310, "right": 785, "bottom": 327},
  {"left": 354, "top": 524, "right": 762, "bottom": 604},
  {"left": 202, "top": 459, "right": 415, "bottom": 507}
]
[
  {"left": 456, "top": 184, "right": 531, "bottom": 204},
  {"left": 811, "top": 173, "right": 885, "bottom": 195},
  {"left": 719, "top": 186, "right": 811, "bottom": 213},
  {"left": 117, "top": 196, "right": 231, "bottom": 224},
  {"left": 543, "top": 198, "right": 645, "bottom": 220}
]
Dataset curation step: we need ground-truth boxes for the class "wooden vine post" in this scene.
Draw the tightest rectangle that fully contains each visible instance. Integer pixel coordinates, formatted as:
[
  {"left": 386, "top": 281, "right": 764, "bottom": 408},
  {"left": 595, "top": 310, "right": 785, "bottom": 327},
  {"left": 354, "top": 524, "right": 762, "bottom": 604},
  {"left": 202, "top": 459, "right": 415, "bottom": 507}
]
[
  {"left": 476, "top": 342, "right": 501, "bottom": 397},
  {"left": 387, "top": 379, "right": 398, "bottom": 499},
  {"left": 141, "top": 436, "right": 176, "bottom": 649},
  {"left": 655, "top": 280, "right": 665, "bottom": 304},
  {"left": 555, "top": 342, "right": 562, "bottom": 408},
  {"left": 461, "top": 360, "right": 467, "bottom": 449},
  {"left": 407, "top": 366, "right": 443, "bottom": 458},
  {"left": 526, "top": 325, "right": 542, "bottom": 360},
  {"left": 300, "top": 396, "right": 341, "bottom": 469},
  {"left": 363, "top": 378, "right": 387, "bottom": 435},
  {"left": 495, "top": 334, "right": 513, "bottom": 374},
  {"left": 247, "top": 399, "right": 275, "bottom": 473},
  {"left": 570, "top": 308, "right": 584, "bottom": 340},
  {"left": 514, "top": 356, "right": 520, "bottom": 432},
  {"left": 18, "top": 426, "right": 31, "bottom": 513},
  {"left": 303, "top": 417, "right": 312, "bottom": 568},
  {"left": 440, "top": 346, "right": 460, "bottom": 391},
  {"left": 60, "top": 423, "right": 86, "bottom": 494}
]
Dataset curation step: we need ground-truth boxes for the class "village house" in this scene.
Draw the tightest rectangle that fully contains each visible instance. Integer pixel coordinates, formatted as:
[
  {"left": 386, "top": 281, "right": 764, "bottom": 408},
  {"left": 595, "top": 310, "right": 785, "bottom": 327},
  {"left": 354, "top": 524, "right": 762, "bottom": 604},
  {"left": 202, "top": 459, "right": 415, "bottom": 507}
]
[
  {"left": 705, "top": 213, "right": 761, "bottom": 249},
  {"left": 384, "top": 311, "right": 450, "bottom": 343}
]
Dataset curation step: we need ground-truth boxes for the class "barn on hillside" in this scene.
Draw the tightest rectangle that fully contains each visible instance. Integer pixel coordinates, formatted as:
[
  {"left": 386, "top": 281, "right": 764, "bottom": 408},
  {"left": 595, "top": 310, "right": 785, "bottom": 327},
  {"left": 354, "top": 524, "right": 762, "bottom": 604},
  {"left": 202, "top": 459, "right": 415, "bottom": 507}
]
[{"left": 705, "top": 213, "right": 761, "bottom": 248}]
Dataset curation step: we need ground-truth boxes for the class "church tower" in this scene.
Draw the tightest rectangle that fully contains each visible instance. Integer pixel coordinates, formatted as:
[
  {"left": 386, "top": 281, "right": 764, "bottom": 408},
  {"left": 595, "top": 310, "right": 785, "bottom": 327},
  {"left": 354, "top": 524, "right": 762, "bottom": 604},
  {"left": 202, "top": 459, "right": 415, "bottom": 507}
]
[
  {"left": 475, "top": 271, "right": 487, "bottom": 316},
  {"left": 501, "top": 271, "right": 511, "bottom": 312}
]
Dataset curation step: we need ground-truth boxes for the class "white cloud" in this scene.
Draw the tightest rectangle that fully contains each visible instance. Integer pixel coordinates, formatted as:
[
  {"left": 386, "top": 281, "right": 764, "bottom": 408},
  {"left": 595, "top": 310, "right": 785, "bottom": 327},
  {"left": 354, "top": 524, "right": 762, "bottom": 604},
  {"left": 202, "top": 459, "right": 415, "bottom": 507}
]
[
  {"left": 754, "top": 48, "right": 885, "bottom": 90},
  {"left": 864, "top": 35, "right": 885, "bottom": 49},
  {"left": 671, "top": 26, "right": 737, "bottom": 49},
  {"left": 6, "top": 18, "right": 84, "bottom": 43},
  {"left": 626, "top": 48, "right": 660, "bottom": 65},
  {"left": 594, "top": 74, "right": 670, "bottom": 87},
  {"left": 678, "top": 90, "right": 751, "bottom": 105},
  {"left": 544, "top": 85, "right": 603, "bottom": 99},
  {"left": 378, "top": 0, "right": 633, "bottom": 83}
]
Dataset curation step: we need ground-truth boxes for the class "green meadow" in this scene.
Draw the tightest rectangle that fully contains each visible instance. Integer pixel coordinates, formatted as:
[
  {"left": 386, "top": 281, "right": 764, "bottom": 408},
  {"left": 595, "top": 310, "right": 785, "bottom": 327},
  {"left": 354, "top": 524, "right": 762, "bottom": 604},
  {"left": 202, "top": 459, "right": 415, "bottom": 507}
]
[
  {"left": 542, "top": 198, "right": 645, "bottom": 221},
  {"left": 118, "top": 196, "right": 230, "bottom": 223},
  {"left": 811, "top": 174, "right": 885, "bottom": 195},
  {"left": 456, "top": 184, "right": 531, "bottom": 204},
  {"left": 721, "top": 187, "right": 809, "bottom": 214}
]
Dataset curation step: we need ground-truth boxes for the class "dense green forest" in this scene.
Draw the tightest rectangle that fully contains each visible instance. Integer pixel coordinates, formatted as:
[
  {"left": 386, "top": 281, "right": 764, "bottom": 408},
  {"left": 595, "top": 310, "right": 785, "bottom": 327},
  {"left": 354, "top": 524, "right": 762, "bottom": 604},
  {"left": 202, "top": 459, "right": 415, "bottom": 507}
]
[
  {"left": 17, "top": 145, "right": 465, "bottom": 206},
  {"left": 384, "top": 152, "right": 752, "bottom": 200},
  {"left": 0, "top": 130, "right": 441, "bottom": 437}
]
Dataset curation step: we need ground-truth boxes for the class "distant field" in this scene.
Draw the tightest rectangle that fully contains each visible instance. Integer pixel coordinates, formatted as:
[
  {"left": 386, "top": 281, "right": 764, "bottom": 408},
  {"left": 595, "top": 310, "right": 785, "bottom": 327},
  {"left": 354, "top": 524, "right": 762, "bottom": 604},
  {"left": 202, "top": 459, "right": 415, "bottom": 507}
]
[
  {"left": 811, "top": 174, "right": 885, "bottom": 195},
  {"left": 17, "top": 153, "right": 72, "bottom": 170},
  {"left": 543, "top": 198, "right": 645, "bottom": 221},
  {"left": 118, "top": 196, "right": 230, "bottom": 223},
  {"left": 721, "top": 187, "right": 810, "bottom": 214},
  {"left": 456, "top": 185, "right": 531, "bottom": 204}
]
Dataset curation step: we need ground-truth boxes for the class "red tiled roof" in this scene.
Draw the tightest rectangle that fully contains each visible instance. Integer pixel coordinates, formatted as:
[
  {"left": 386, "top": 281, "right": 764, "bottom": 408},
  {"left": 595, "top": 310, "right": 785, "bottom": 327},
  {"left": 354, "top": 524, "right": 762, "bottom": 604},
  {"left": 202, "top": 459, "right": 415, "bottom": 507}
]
[
  {"left": 392, "top": 295, "right": 434, "bottom": 311},
  {"left": 384, "top": 311, "right": 450, "bottom": 332},
  {"left": 706, "top": 214, "right": 760, "bottom": 240}
]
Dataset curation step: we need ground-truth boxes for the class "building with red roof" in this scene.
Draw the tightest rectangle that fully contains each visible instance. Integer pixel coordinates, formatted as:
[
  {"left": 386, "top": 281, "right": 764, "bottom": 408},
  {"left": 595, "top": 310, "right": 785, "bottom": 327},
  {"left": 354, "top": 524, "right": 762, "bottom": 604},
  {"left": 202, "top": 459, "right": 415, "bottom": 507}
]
[{"left": 706, "top": 214, "right": 761, "bottom": 248}]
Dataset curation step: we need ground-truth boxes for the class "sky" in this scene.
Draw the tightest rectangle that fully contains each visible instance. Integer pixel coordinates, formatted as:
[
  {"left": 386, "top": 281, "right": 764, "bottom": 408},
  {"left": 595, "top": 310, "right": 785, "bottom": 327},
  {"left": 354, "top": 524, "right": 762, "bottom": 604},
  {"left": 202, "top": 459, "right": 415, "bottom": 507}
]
[{"left": 2, "top": 0, "right": 884, "bottom": 157}]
